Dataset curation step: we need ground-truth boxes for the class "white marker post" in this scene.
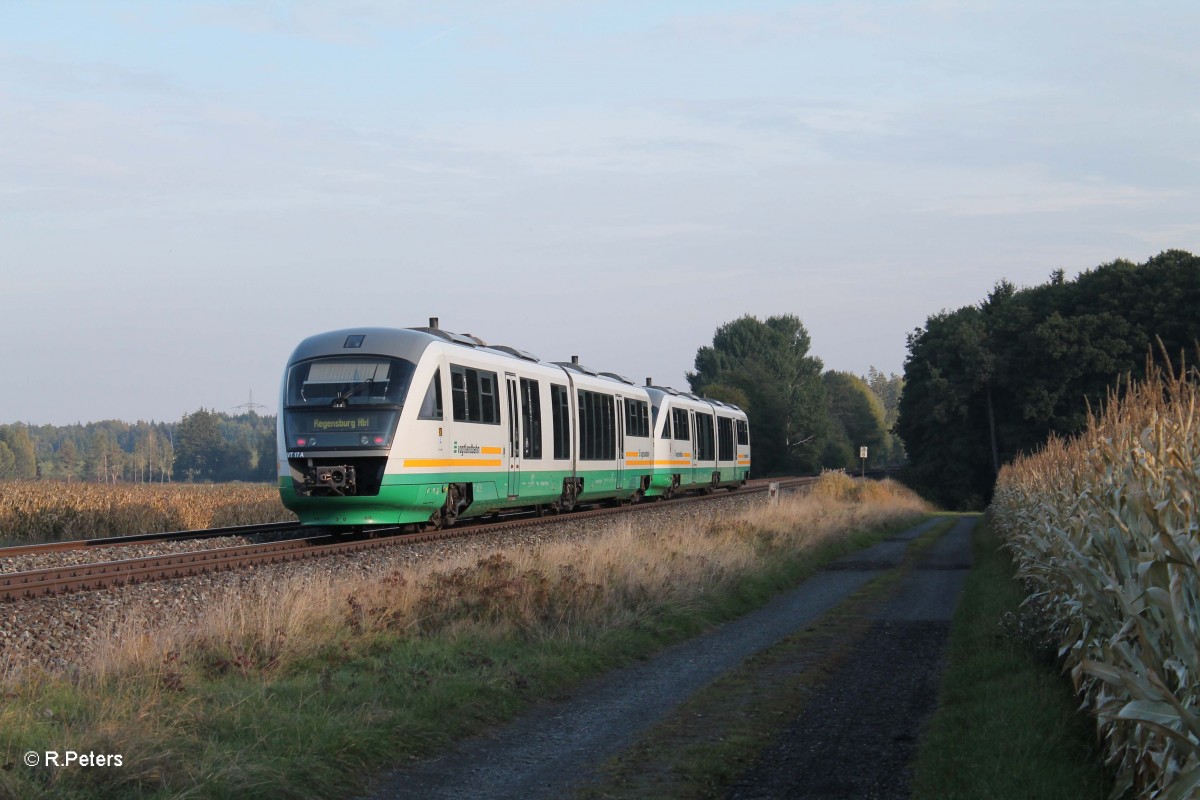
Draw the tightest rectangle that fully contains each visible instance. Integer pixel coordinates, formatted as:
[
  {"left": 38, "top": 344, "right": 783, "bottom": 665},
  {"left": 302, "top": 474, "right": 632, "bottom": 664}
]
[{"left": 859, "top": 446, "right": 868, "bottom": 478}]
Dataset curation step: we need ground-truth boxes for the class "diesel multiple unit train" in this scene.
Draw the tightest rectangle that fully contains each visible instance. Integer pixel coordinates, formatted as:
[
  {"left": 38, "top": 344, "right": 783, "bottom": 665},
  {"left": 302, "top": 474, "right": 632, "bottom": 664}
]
[{"left": 277, "top": 321, "right": 751, "bottom": 528}]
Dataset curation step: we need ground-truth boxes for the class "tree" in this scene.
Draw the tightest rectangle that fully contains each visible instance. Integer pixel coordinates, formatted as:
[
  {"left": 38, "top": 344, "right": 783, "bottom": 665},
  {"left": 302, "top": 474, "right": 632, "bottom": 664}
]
[
  {"left": 0, "top": 425, "right": 37, "bottom": 478},
  {"left": 174, "top": 409, "right": 226, "bottom": 482},
  {"left": 688, "top": 314, "right": 829, "bottom": 475},
  {"left": 58, "top": 439, "right": 81, "bottom": 483},
  {"left": 865, "top": 367, "right": 904, "bottom": 415},
  {"left": 897, "top": 250, "right": 1200, "bottom": 509},
  {"left": 821, "top": 371, "right": 886, "bottom": 470},
  {"left": 864, "top": 366, "right": 905, "bottom": 465},
  {"left": 254, "top": 427, "right": 278, "bottom": 483},
  {"left": 896, "top": 306, "right": 998, "bottom": 509},
  {"left": 697, "top": 383, "right": 751, "bottom": 412},
  {"left": 0, "top": 442, "right": 15, "bottom": 478},
  {"left": 85, "top": 429, "right": 123, "bottom": 483}
]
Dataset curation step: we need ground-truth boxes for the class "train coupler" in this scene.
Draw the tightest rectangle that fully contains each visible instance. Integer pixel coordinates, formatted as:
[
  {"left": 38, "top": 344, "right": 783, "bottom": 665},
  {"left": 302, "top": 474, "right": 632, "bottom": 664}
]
[{"left": 302, "top": 465, "right": 358, "bottom": 496}]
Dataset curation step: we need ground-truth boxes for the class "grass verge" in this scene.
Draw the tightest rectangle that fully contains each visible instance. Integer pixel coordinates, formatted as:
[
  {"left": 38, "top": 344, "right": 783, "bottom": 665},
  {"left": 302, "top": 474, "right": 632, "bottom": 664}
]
[
  {"left": 1, "top": 476, "right": 928, "bottom": 799},
  {"left": 908, "top": 514, "right": 1115, "bottom": 800}
]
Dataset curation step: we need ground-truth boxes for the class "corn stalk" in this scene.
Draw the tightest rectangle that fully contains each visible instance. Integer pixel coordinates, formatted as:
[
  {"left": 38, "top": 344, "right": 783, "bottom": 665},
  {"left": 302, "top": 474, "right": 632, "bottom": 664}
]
[{"left": 993, "top": 360, "right": 1200, "bottom": 799}]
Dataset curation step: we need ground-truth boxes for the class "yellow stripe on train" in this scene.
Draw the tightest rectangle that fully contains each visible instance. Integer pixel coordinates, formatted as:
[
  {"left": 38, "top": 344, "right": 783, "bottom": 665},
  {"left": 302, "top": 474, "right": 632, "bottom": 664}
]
[{"left": 402, "top": 458, "right": 503, "bottom": 468}]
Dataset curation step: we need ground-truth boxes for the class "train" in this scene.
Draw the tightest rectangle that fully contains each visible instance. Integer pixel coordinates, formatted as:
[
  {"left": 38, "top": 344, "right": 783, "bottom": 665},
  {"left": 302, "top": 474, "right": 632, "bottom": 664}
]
[{"left": 277, "top": 320, "right": 751, "bottom": 528}]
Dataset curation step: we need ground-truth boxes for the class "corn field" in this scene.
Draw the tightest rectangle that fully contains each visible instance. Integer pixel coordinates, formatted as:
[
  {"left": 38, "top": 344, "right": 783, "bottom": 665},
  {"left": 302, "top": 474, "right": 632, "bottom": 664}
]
[
  {"left": 0, "top": 481, "right": 292, "bottom": 543},
  {"left": 992, "top": 361, "right": 1200, "bottom": 799}
]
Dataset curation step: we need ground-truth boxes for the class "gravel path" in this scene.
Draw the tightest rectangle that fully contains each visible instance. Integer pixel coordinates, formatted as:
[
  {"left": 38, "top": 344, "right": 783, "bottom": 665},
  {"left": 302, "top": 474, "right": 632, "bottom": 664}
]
[
  {"left": 727, "top": 516, "right": 977, "bottom": 800},
  {"left": 361, "top": 516, "right": 954, "bottom": 800}
]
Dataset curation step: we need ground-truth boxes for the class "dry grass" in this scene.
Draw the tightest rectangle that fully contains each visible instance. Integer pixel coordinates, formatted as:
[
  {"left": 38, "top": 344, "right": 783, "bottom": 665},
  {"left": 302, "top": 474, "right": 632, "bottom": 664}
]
[
  {"left": 0, "top": 481, "right": 292, "bottom": 543},
  {"left": 80, "top": 476, "right": 929, "bottom": 686},
  {"left": 992, "top": 359, "right": 1200, "bottom": 799},
  {"left": 0, "top": 476, "right": 930, "bottom": 798}
]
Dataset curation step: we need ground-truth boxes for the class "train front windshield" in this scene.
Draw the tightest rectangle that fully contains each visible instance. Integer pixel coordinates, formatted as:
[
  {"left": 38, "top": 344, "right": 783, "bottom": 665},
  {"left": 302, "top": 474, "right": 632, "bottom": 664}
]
[
  {"left": 283, "top": 357, "right": 416, "bottom": 452},
  {"left": 286, "top": 357, "right": 416, "bottom": 408}
]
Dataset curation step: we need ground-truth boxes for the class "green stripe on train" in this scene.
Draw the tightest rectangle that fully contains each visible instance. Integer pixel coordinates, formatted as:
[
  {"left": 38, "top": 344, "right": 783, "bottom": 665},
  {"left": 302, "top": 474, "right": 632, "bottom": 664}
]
[{"left": 280, "top": 467, "right": 654, "bottom": 526}]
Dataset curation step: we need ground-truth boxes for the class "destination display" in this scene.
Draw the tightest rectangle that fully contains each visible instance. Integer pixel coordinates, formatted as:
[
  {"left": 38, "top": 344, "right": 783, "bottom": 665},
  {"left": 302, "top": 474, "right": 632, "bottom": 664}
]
[
  {"left": 306, "top": 414, "right": 377, "bottom": 433},
  {"left": 283, "top": 409, "right": 400, "bottom": 452}
]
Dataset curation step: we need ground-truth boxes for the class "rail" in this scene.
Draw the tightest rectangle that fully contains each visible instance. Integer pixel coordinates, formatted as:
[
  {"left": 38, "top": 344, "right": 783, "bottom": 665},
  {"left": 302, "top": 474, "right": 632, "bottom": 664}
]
[{"left": 0, "top": 477, "right": 818, "bottom": 602}]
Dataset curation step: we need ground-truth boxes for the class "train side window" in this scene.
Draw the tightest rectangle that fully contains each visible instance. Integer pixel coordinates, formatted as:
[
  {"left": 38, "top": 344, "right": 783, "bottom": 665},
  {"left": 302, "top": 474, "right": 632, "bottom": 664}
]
[
  {"left": 451, "top": 368, "right": 468, "bottom": 421},
  {"left": 550, "top": 384, "right": 570, "bottom": 460},
  {"left": 521, "top": 378, "right": 542, "bottom": 459},
  {"left": 671, "top": 408, "right": 689, "bottom": 441},
  {"left": 624, "top": 398, "right": 650, "bottom": 438},
  {"left": 736, "top": 419, "right": 749, "bottom": 446},
  {"left": 450, "top": 364, "right": 500, "bottom": 424},
  {"left": 695, "top": 414, "right": 715, "bottom": 461},
  {"left": 718, "top": 417, "right": 734, "bottom": 461},
  {"left": 660, "top": 412, "right": 672, "bottom": 439},
  {"left": 418, "top": 370, "right": 443, "bottom": 420},
  {"left": 578, "top": 390, "right": 592, "bottom": 459},
  {"left": 579, "top": 390, "right": 616, "bottom": 460},
  {"left": 478, "top": 372, "right": 498, "bottom": 423}
]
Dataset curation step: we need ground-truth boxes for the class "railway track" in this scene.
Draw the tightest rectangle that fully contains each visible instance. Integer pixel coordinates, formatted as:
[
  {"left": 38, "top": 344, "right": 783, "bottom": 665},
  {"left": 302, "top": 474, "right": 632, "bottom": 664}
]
[
  {"left": 0, "top": 477, "right": 816, "bottom": 602},
  {"left": 0, "top": 520, "right": 301, "bottom": 559}
]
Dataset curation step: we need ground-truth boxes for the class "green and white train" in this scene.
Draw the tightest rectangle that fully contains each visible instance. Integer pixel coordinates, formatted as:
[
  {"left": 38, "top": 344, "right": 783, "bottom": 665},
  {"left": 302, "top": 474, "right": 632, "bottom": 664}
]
[{"left": 278, "top": 322, "right": 751, "bottom": 528}]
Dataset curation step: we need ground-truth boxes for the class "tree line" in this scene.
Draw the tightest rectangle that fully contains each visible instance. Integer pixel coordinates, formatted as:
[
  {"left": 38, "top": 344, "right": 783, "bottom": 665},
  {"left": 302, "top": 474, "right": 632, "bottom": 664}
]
[
  {"left": 687, "top": 314, "right": 904, "bottom": 477},
  {"left": 896, "top": 249, "right": 1200, "bottom": 509},
  {"left": 0, "top": 410, "right": 276, "bottom": 483}
]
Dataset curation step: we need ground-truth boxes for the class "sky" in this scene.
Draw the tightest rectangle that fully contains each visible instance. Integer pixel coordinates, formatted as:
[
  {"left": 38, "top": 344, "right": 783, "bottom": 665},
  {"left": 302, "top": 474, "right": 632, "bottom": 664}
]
[{"left": 2, "top": 1, "right": 1198, "bottom": 426}]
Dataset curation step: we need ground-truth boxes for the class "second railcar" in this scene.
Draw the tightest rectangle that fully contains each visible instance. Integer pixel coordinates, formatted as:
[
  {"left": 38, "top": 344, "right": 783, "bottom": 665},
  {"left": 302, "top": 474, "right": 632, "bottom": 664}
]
[{"left": 645, "top": 386, "right": 750, "bottom": 498}]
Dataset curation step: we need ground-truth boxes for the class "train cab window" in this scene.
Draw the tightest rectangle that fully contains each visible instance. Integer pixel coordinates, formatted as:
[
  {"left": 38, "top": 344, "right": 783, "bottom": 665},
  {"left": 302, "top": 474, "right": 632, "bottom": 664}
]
[
  {"left": 624, "top": 398, "right": 650, "bottom": 438},
  {"left": 521, "top": 378, "right": 542, "bottom": 459},
  {"left": 660, "top": 412, "right": 672, "bottom": 439},
  {"left": 417, "top": 370, "right": 443, "bottom": 420},
  {"left": 287, "top": 357, "right": 415, "bottom": 408},
  {"left": 671, "top": 408, "right": 690, "bottom": 442},
  {"left": 550, "top": 384, "right": 570, "bottom": 459},
  {"left": 718, "top": 417, "right": 735, "bottom": 461},
  {"left": 736, "top": 419, "right": 749, "bottom": 446},
  {"left": 450, "top": 364, "right": 500, "bottom": 424}
]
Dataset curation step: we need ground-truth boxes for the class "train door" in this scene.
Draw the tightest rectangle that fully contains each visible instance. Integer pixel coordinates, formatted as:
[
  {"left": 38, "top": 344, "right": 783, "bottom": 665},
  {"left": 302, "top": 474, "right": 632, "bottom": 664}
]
[
  {"left": 505, "top": 374, "right": 521, "bottom": 498},
  {"left": 689, "top": 410, "right": 698, "bottom": 474},
  {"left": 615, "top": 394, "right": 625, "bottom": 490}
]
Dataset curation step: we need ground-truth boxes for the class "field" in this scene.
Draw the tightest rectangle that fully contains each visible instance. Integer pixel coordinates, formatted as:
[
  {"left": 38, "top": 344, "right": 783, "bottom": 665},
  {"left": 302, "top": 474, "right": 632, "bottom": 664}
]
[
  {"left": 0, "top": 481, "right": 292, "bottom": 544},
  {"left": 0, "top": 473, "right": 929, "bottom": 799},
  {"left": 991, "top": 361, "right": 1200, "bottom": 799}
]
